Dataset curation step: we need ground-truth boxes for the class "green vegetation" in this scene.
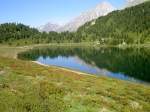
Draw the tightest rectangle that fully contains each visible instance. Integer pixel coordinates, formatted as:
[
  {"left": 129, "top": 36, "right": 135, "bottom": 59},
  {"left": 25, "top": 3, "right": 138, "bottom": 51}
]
[
  {"left": 0, "top": 46, "right": 150, "bottom": 112},
  {"left": 0, "top": 1, "right": 150, "bottom": 46},
  {"left": 0, "top": 1, "right": 150, "bottom": 111},
  {"left": 0, "top": 23, "right": 77, "bottom": 46},
  {"left": 78, "top": 1, "right": 150, "bottom": 45}
]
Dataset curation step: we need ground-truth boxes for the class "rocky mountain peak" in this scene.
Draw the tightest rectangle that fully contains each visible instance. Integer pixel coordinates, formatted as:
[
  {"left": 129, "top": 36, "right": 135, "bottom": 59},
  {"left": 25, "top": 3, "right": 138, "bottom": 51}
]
[{"left": 39, "top": 1, "right": 115, "bottom": 32}]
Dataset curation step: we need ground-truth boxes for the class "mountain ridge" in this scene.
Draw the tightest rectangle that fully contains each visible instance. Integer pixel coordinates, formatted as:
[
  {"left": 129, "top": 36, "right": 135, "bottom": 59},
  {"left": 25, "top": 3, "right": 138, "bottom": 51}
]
[
  {"left": 126, "top": 0, "right": 148, "bottom": 7},
  {"left": 38, "top": 23, "right": 61, "bottom": 32},
  {"left": 39, "top": 1, "right": 115, "bottom": 32}
]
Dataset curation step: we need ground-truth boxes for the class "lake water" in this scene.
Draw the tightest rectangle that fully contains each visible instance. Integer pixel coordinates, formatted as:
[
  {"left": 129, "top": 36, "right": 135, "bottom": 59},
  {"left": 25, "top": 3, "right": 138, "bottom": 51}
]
[{"left": 18, "top": 46, "right": 150, "bottom": 83}]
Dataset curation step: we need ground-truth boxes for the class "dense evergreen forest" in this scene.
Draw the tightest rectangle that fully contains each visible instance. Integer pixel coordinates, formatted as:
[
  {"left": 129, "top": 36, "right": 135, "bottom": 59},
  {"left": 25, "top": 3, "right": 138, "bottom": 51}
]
[
  {"left": 0, "top": 23, "right": 76, "bottom": 45},
  {"left": 0, "top": 1, "right": 149, "bottom": 46}
]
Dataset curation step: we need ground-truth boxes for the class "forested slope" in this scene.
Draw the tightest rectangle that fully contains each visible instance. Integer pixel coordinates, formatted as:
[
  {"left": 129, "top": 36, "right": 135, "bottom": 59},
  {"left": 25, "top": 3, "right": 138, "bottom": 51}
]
[{"left": 77, "top": 1, "right": 150, "bottom": 44}]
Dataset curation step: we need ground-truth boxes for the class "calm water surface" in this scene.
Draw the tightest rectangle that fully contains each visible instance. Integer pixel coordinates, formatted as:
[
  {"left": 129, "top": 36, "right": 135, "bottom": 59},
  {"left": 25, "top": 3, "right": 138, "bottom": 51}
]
[{"left": 18, "top": 47, "right": 150, "bottom": 84}]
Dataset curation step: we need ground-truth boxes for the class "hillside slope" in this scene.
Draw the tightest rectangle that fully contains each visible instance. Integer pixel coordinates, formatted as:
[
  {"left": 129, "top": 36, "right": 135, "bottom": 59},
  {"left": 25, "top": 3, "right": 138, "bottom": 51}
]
[
  {"left": 58, "top": 1, "right": 115, "bottom": 32},
  {"left": 77, "top": 1, "right": 150, "bottom": 44}
]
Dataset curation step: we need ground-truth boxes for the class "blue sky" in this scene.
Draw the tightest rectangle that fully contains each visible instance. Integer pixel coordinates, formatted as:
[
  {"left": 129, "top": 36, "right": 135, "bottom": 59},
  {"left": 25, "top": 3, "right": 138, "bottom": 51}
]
[{"left": 0, "top": 0, "right": 126, "bottom": 27}]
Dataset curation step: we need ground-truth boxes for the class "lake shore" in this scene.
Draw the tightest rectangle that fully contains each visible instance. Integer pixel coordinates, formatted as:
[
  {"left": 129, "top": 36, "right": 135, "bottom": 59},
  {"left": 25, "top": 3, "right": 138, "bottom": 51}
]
[
  {"left": 1, "top": 42, "right": 150, "bottom": 48},
  {"left": 32, "top": 61, "right": 97, "bottom": 77},
  {"left": 0, "top": 43, "right": 150, "bottom": 80},
  {"left": 0, "top": 44, "right": 149, "bottom": 84},
  {"left": 0, "top": 44, "right": 150, "bottom": 111}
]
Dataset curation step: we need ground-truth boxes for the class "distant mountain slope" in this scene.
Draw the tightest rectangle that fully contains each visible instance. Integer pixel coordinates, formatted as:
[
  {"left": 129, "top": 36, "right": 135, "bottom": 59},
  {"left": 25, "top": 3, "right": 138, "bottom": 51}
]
[
  {"left": 58, "top": 1, "right": 115, "bottom": 32},
  {"left": 39, "top": 1, "right": 149, "bottom": 33},
  {"left": 40, "top": 1, "right": 115, "bottom": 32},
  {"left": 77, "top": 1, "right": 150, "bottom": 44},
  {"left": 38, "top": 23, "right": 61, "bottom": 32},
  {"left": 126, "top": 0, "right": 148, "bottom": 7}
]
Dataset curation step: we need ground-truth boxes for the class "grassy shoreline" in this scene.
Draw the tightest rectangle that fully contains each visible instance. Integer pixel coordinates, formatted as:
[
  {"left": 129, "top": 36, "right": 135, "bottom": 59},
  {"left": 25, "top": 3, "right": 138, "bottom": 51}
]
[
  {"left": 0, "top": 44, "right": 150, "bottom": 83},
  {"left": 0, "top": 43, "right": 150, "bottom": 57},
  {"left": 1, "top": 42, "right": 150, "bottom": 48},
  {"left": 0, "top": 44, "right": 150, "bottom": 112},
  {"left": 33, "top": 61, "right": 95, "bottom": 77}
]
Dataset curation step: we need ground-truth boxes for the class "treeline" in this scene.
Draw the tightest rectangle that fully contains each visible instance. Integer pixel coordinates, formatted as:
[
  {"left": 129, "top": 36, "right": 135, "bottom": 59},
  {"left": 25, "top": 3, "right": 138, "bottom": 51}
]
[
  {"left": 0, "top": 1, "right": 150, "bottom": 45},
  {"left": 0, "top": 23, "right": 38, "bottom": 44},
  {"left": 0, "top": 23, "right": 84, "bottom": 45},
  {"left": 0, "top": 23, "right": 76, "bottom": 45}
]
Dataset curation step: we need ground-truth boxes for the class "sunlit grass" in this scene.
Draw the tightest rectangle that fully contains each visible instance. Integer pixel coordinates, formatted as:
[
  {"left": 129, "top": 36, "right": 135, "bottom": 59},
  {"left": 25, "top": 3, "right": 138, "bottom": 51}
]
[{"left": 0, "top": 46, "right": 149, "bottom": 112}]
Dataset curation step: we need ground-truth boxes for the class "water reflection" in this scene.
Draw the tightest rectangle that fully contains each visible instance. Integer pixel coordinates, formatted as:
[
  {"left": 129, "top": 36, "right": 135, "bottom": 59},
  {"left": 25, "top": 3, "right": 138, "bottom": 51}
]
[{"left": 18, "top": 46, "right": 150, "bottom": 83}]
